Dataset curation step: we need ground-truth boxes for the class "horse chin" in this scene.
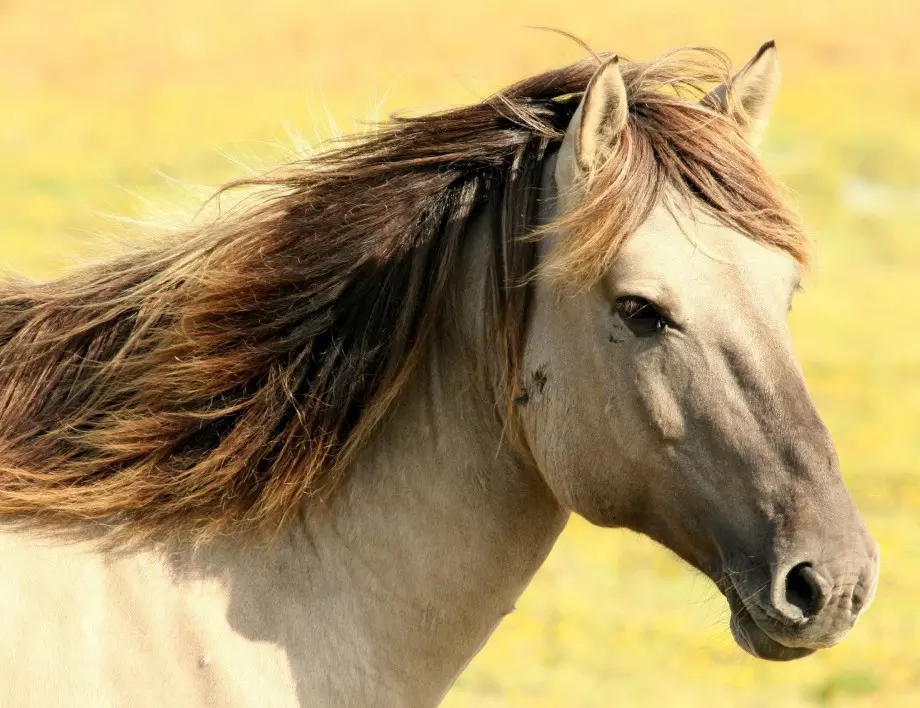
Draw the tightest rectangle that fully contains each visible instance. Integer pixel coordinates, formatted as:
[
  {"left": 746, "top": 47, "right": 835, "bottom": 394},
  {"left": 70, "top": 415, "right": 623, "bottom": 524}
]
[{"left": 728, "top": 606, "right": 816, "bottom": 662}]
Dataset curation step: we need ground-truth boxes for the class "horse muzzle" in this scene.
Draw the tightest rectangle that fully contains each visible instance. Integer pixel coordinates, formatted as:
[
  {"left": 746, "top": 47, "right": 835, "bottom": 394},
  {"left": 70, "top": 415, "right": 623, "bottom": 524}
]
[{"left": 721, "top": 546, "right": 880, "bottom": 661}]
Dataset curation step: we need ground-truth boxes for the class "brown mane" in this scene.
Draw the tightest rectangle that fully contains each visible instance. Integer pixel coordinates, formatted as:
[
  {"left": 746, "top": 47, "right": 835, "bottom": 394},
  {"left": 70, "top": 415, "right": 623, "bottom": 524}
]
[{"left": 0, "top": 48, "right": 808, "bottom": 544}]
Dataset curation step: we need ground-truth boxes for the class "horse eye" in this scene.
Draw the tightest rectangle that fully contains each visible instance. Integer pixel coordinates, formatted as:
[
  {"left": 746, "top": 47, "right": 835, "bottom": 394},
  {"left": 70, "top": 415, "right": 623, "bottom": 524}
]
[{"left": 613, "top": 296, "right": 669, "bottom": 336}]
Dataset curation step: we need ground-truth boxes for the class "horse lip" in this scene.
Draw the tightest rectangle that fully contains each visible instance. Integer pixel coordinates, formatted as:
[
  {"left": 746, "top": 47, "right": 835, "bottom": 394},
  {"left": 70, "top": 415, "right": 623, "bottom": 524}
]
[
  {"left": 728, "top": 601, "right": 816, "bottom": 661},
  {"left": 720, "top": 575, "right": 816, "bottom": 662}
]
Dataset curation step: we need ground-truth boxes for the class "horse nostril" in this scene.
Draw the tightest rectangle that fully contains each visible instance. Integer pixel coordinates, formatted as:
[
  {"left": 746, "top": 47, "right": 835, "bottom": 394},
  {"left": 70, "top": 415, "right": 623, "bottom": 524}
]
[{"left": 784, "top": 562, "right": 824, "bottom": 619}]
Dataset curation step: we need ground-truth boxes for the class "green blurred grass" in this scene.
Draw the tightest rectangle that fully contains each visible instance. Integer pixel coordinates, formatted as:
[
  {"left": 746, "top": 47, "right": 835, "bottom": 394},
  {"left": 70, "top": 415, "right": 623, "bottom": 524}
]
[{"left": 1, "top": 1, "right": 917, "bottom": 705}]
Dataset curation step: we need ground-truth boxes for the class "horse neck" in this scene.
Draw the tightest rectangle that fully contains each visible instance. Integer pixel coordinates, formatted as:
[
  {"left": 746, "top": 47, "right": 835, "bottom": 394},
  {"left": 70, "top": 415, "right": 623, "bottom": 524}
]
[{"left": 181, "top": 200, "right": 568, "bottom": 706}]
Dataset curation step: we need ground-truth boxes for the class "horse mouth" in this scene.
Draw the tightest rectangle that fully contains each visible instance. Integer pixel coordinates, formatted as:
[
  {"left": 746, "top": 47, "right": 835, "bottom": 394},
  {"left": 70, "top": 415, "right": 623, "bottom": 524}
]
[
  {"left": 728, "top": 604, "right": 815, "bottom": 661},
  {"left": 722, "top": 580, "right": 816, "bottom": 662}
]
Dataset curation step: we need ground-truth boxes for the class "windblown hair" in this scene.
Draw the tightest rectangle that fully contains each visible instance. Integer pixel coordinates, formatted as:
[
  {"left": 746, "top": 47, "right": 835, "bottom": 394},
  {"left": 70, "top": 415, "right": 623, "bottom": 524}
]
[{"left": 0, "top": 48, "right": 808, "bottom": 544}]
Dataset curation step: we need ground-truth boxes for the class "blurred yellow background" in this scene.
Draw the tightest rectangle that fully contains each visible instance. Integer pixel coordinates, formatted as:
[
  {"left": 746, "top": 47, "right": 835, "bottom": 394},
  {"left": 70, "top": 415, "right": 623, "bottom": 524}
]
[{"left": 1, "top": 1, "right": 917, "bottom": 705}]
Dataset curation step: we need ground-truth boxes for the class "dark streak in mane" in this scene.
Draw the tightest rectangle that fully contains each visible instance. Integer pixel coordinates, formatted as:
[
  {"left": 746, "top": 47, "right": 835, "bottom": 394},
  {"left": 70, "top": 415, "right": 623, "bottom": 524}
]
[{"left": 0, "top": 48, "right": 808, "bottom": 544}]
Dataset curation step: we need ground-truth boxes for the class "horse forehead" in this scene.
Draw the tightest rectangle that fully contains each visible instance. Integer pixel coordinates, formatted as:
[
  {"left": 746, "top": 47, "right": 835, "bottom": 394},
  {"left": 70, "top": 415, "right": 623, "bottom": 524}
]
[{"left": 616, "top": 206, "right": 799, "bottom": 297}]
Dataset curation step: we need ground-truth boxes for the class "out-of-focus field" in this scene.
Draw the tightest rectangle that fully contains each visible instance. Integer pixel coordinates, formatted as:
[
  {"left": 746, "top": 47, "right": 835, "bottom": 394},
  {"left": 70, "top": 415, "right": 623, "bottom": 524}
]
[{"left": 1, "top": 1, "right": 917, "bottom": 705}]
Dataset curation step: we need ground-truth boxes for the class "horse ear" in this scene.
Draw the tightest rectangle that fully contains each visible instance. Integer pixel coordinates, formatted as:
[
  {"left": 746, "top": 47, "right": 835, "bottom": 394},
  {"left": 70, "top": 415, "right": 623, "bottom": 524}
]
[
  {"left": 703, "top": 40, "right": 780, "bottom": 146},
  {"left": 574, "top": 56, "right": 629, "bottom": 173}
]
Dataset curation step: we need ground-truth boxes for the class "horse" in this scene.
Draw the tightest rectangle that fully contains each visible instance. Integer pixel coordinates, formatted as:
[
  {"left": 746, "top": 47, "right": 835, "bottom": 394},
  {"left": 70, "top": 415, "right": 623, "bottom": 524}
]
[{"left": 0, "top": 41, "right": 878, "bottom": 706}]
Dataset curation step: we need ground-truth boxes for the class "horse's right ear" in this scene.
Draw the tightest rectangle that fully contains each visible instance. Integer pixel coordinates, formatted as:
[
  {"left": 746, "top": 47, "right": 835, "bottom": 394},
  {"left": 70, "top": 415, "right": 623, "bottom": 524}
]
[
  {"left": 571, "top": 56, "right": 629, "bottom": 175},
  {"left": 702, "top": 40, "right": 780, "bottom": 147}
]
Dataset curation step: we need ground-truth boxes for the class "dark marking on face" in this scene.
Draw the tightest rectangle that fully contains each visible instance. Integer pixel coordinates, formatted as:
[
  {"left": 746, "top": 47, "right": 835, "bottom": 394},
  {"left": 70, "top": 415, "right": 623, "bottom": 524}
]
[
  {"left": 608, "top": 318, "right": 627, "bottom": 344},
  {"left": 532, "top": 367, "right": 548, "bottom": 394}
]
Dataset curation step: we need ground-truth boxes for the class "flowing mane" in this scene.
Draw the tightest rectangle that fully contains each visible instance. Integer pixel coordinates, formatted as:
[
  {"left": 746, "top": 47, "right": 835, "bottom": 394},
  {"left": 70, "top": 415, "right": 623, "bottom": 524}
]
[{"left": 0, "top": 48, "right": 808, "bottom": 544}]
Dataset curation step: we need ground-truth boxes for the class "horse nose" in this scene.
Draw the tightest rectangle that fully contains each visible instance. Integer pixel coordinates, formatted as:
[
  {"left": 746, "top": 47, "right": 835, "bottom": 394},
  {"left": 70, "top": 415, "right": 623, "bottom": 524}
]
[
  {"left": 775, "top": 562, "right": 829, "bottom": 621},
  {"left": 771, "top": 559, "right": 873, "bottom": 625}
]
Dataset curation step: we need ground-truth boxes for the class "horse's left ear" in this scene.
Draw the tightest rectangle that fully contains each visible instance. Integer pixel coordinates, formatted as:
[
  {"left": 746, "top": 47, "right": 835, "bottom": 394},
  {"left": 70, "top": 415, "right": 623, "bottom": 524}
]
[
  {"left": 555, "top": 56, "right": 629, "bottom": 191},
  {"left": 568, "top": 56, "right": 629, "bottom": 175},
  {"left": 703, "top": 40, "right": 780, "bottom": 146}
]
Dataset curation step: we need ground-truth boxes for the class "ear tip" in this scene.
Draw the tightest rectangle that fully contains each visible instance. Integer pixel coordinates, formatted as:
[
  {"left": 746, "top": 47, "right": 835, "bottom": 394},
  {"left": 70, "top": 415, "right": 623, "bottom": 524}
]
[
  {"left": 596, "top": 55, "right": 626, "bottom": 86},
  {"left": 748, "top": 40, "right": 780, "bottom": 74}
]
